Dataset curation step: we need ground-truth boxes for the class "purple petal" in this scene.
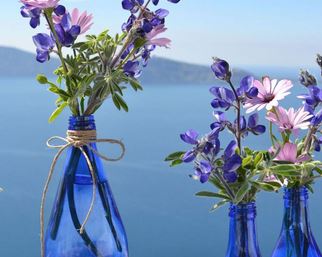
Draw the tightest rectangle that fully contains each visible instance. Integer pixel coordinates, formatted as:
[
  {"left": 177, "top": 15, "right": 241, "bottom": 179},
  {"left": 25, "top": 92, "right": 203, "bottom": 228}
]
[
  {"left": 248, "top": 113, "right": 258, "bottom": 128},
  {"left": 182, "top": 150, "right": 196, "bottom": 163},
  {"left": 180, "top": 129, "right": 199, "bottom": 144},
  {"left": 223, "top": 154, "right": 242, "bottom": 173},
  {"left": 224, "top": 140, "right": 237, "bottom": 159}
]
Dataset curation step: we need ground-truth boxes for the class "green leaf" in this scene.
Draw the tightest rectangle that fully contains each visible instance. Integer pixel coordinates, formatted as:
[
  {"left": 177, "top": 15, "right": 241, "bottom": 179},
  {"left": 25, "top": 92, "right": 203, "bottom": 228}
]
[
  {"left": 170, "top": 159, "right": 183, "bottom": 167},
  {"left": 208, "top": 176, "right": 226, "bottom": 191},
  {"left": 165, "top": 151, "right": 185, "bottom": 161},
  {"left": 211, "top": 199, "right": 228, "bottom": 211},
  {"left": 48, "top": 87, "right": 70, "bottom": 100},
  {"left": 270, "top": 164, "right": 301, "bottom": 176},
  {"left": 113, "top": 94, "right": 129, "bottom": 112},
  {"left": 48, "top": 102, "right": 68, "bottom": 123},
  {"left": 242, "top": 156, "right": 252, "bottom": 168},
  {"left": 234, "top": 181, "right": 249, "bottom": 204},
  {"left": 196, "top": 191, "right": 230, "bottom": 200},
  {"left": 128, "top": 77, "right": 143, "bottom": 91},
  {"left": 254, "top": 152, "right": 264, "bottom": 167},
  {"left": 250, "top": 181, "right": 280, "bottom": 192}
]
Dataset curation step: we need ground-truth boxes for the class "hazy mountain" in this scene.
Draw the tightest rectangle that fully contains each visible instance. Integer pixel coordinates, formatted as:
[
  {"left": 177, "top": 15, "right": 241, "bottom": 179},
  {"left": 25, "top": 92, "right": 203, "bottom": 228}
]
[{"left": 0, "top": 46, "right": 251, "bottom": 84}]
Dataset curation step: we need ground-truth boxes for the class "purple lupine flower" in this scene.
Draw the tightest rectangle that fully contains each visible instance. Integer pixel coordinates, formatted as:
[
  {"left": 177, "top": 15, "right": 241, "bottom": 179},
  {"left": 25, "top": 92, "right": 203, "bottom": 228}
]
[
  {"left": 180, "top": 128, "right": 220, "bottom": 163},
  {"left": 299, "top": 70, "right": 317, "bottom": 87},
  {"left": 54, "top": 5, "right": 66, "bottom": 16},
  {"left": 311, "top": 109, "right": 322, "bottom": 127},
  {"left": 142, "top": 45, "right": 156, "bottom": 66},
  {"left": 222, "top": 140, "right": 241, "bottom": 183},
  {"left": 32, "top": 33, "right": 55, "bottom": 63},
  {"left": 122, "top": 14, "right": 136, "bottom": 32},
  {"left": 20, "top": 5, "right": 41, "bottom": 28},
  {"left": 298, "top": 85, "right": 322, "bottom": 108},
  {"left": 211, "top": 58, "right": 231, "bottom": 81},
  {"left": 210, "top": 87, "right": 236, "bottom": 110},
  {"left": 195, "top": 161, "right": 212, "bottom": 183},
  {"left": 201, "top": 129, "right": 220, "bottom": 155},
  {"left": 123, "top": 60, "right": 142, "bottom": 78},
  {"left": 248, "top": 113, "right": 266, "bottom": 135},
  {"left": 314, "top": 137, "right": 322, "bottom": 152},
  {"left": 153, "top": 0, "right": 181, "bottom": 5},
  {"left": 234, "top": 116, "right": 247, "bottom": 137},
  {"left": 121, "top": 44, "right": 135, "bottom": 60},
  {"left": 180, "top": 129, "right": 199, "bottom": 163},
  {"left": 211, "top": 111, "right": 229, "bottom": 131},
  {"left": 237, "top": 76, "right": 258, "bottom": 99},
  {"left": 180, "top": 129, "right": 199, "bottom": 144},
  {"left": 122, "top": 0, "right": 144, "bottom": 13},
  {"left": 54, "top": 13, "right": 81, "bottom": 47}
]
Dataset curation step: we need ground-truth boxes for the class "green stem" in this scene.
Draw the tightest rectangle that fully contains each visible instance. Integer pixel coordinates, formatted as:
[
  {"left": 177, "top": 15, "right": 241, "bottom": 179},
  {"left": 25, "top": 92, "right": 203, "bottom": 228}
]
[
  {"left": 66, "top": 148, "right": 104, "bottom": 257},
  {"left": 228, "top": 80, "right": 242, "bottom": 153},
  {"left": 110, "top": 0, "right": 151, "bottom": 68},
  {"left": 43, "top": 11, "right": 68, "bottom": 77},
  {"left": 269, "top": 122, "right": 275, "bottom": 146},
  {"left": 214, "top": 170, "right": 235, "bottom": 200},
  {"left": 303, "top": 127, "right": 316, "bottom": 154}
]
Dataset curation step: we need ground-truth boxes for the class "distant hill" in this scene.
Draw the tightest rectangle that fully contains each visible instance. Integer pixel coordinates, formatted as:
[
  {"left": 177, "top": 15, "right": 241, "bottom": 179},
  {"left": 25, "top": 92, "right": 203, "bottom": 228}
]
[{"left": 0, "top": 46, "right": 251, "bottom": 84}]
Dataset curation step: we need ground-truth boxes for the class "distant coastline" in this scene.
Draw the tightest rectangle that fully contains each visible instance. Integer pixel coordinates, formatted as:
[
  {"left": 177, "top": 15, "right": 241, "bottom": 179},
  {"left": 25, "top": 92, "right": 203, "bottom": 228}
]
[{"left": 0, "top": 46, "right": 251, "bottom": 85}]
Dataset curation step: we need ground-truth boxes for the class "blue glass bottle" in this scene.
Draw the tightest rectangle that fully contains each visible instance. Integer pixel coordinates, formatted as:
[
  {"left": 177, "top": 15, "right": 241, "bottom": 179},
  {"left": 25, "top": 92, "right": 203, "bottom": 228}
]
[
  {"left": 45, "top": 116, "right": 128, "bottom": 257},
  {"left": 271, "top": 187, "right": 321, "bottom": 257},
  {"left": 225, "top": 202, "right": 262, "bottom": 257}
]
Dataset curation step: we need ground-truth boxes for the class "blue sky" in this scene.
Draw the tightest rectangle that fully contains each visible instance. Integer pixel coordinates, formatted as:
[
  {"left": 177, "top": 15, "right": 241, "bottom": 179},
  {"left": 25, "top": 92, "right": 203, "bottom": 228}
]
[{"left": 2, "top": 0, "right": 322, "bottom": 67}]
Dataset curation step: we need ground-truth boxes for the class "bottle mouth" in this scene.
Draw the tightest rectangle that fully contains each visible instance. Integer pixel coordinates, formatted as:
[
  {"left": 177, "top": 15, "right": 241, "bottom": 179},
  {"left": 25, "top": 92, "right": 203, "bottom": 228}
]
[
  {"left": 229, "top": 202, "right": 256, "bottom": 218},
  {"left": 68, "top": 115, "right": 96, "bottom": 131}
]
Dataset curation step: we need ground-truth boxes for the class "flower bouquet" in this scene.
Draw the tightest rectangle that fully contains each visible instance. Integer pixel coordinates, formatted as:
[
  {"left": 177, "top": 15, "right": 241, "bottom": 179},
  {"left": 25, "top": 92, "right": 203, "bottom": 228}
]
[
  {"left": 263, "top": 58, "right": 322, "bottom": 257},
  {"left": 166, "top": 56, "right": 322, "bottom": 257},
  {"left": 166, "top": 58, "right": 283, "bottom": 257},
  {"left": 19, "top": 0, "right": 180, "bottom": 256}
]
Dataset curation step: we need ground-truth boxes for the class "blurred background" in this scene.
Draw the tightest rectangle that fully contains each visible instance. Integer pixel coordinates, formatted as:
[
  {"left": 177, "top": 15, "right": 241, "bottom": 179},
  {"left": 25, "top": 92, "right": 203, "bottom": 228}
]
[{"left": 1, "top": 1, "right": 322, "bottom": 257}]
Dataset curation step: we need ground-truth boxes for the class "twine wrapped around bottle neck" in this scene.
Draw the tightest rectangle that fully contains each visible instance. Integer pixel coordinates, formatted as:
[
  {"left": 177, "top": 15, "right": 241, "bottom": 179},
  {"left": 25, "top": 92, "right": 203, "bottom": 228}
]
[{"left": 40, "top": 130, "right": 125, "bottom": 257}]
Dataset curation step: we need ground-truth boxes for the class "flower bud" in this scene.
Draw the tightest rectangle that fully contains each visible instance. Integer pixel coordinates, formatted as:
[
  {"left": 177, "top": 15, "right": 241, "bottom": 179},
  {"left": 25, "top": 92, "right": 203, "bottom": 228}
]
[
  {"left": 211, "top": 58, "right": 231, "bottom": 81},
  {"left": 316, "top": 54, "right": 322, "bottom": 70},
  {"left": 299, "top": 70, "right": 317, "bottom": 87}
]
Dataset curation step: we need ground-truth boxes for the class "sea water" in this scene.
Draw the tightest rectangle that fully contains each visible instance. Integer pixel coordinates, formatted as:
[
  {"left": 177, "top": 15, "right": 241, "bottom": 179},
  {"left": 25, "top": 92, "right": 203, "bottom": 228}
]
[{"left": 0, "top": 77, "right": 322, "bottom": 257}]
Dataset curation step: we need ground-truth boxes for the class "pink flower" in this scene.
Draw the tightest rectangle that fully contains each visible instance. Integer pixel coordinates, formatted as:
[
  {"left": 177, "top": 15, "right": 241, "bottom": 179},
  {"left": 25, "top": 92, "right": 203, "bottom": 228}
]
[
  {"left": 146, "top": 25, "right": 171, "bottom": 48},
  {"left": 245, "top": 76, "right": 293, "bottom": 113},
  {"left": 70, "top": 8, "right": 93, "bottom": 34},
  {"left": 274, "top": 143, "right": 309, "bottom": 163},
  {"left": 20, "top": 0, "right": 59, "bottom": 9},
  {"left": 266, "top": 106, "right": 313, "bottom": 135}
]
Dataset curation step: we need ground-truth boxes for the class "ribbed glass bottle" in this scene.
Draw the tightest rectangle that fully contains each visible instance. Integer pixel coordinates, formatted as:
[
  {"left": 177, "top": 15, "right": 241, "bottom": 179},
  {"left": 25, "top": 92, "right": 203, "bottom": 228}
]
[{"left": 271, "top": 187, "right": 321, "bottom": 257}]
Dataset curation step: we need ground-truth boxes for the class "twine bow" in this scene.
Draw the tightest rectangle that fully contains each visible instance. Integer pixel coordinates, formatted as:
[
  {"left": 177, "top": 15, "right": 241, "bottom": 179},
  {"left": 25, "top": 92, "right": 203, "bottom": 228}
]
[{"left": 40, "top": 130, "right": 125, "bottom": 257}]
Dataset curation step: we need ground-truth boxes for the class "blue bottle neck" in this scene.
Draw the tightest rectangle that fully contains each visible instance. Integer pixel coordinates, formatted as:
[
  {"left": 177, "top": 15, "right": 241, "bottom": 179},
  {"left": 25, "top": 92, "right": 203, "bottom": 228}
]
[
  {"left": 226, "top": 202, "right": 261, "bottom": 257},
  {"left": 66, "top": 115, "right": 106, "bottom": 184},
  {"left": 68, "top": 115, "right": 96, "bottom": 131},
  {"left": 282, "top": 186, "right": 310, "bottom": 233}
]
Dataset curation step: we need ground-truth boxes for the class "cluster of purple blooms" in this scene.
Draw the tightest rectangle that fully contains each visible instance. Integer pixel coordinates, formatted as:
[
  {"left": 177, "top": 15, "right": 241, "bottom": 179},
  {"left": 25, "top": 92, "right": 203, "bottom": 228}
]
[
  {"left": 121, "top": 0, "right": 180, "bottom": 76},
  {"left": 180, "top": 59, "right": 266, "bottom": 184},
  {"left": 20, "top": 3, "right": 83, "bottom": 62},
  {"left": 20, "top": 0, "right": 180, "bottom": 73},
  {"left": 298, "top": 56, "right": 322, "bottom": 151}
]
